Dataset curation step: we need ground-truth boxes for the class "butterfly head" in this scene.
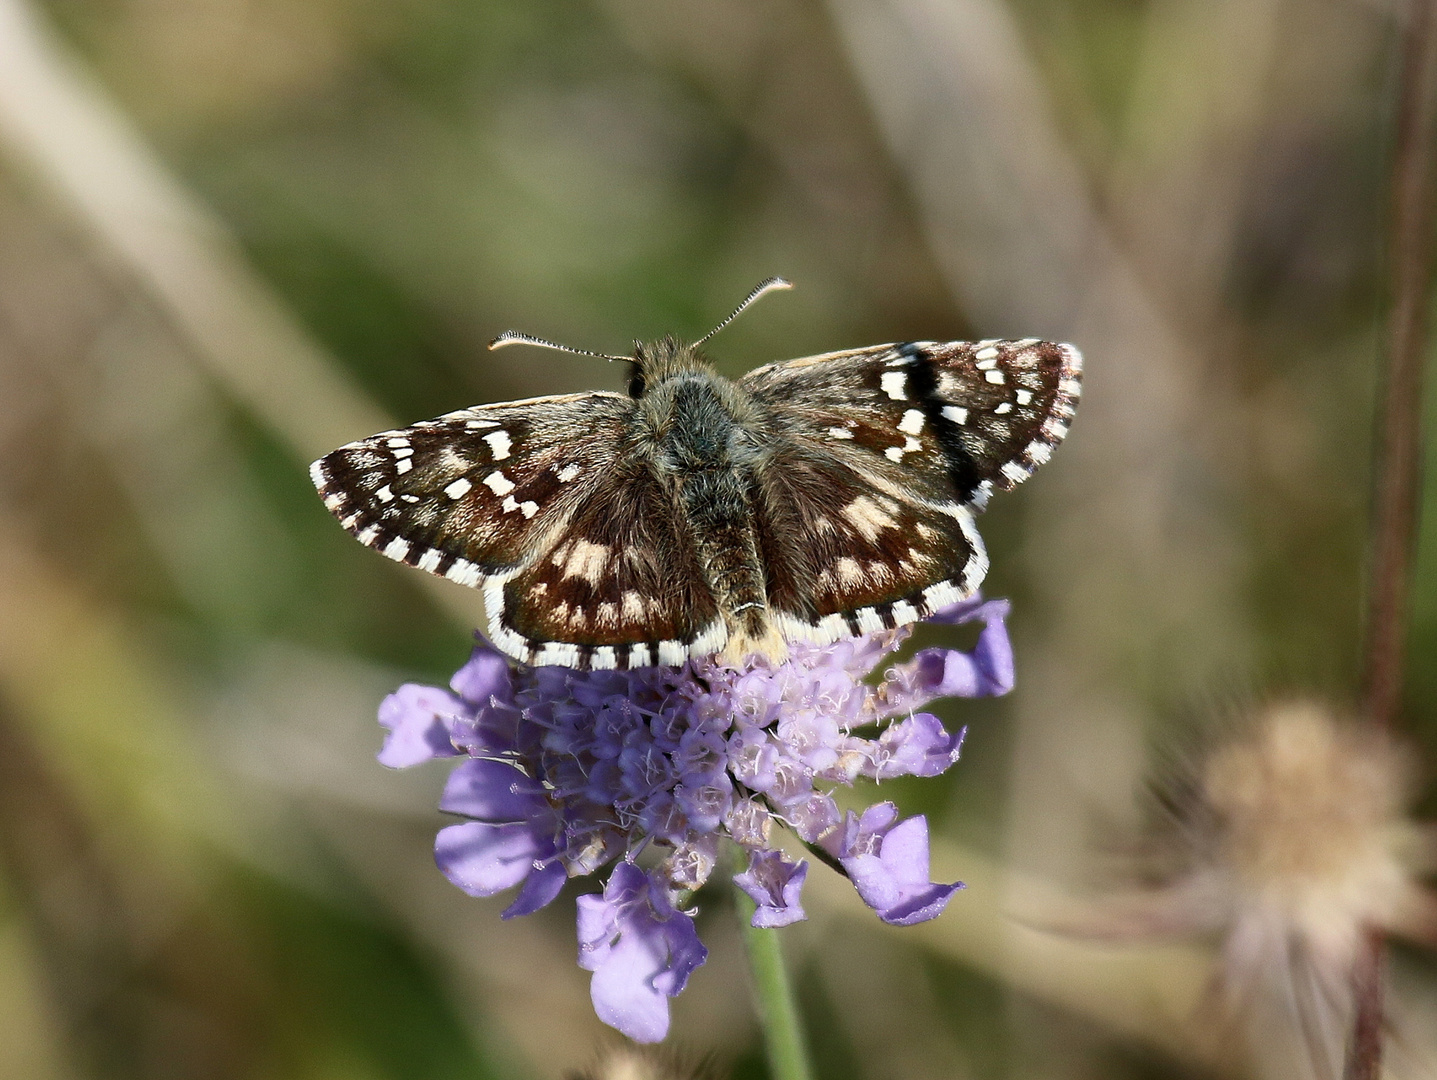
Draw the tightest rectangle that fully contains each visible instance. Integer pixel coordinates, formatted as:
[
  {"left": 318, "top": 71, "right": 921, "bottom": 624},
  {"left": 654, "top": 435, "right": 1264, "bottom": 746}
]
[
  {"left": 627, "top": 336, "right": 714, "bottom": 397},
  {"left": 491, "top": 278, "right": 793, "bottom": 401}
]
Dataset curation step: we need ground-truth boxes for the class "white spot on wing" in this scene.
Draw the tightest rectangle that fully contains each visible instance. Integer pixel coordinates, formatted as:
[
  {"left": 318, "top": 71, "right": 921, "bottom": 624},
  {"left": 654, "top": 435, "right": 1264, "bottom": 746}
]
[
  {"left": 562, "top": 539, "right": 609, "bottom": 584},
  {"left": 383, "top": 537, "right": 411, "bottom": 561},
  {"left": 534, "top": 642, "right": 580, "bottom": 667},
  {"left": 483, "top": 470, "right": 515, "bottom": 496},
  {"left": 880, "top": 371, "right": 907, "bottom": 400},
  {"left": 884, "top": 436, "right": 922, "bottom": 462},
  {"left": 984, "top": 370, "right": 1005, "bottom": 385},
  {"left": 891, "top": 600, "right": 919, "bottom": 625},
  {"left": 483, "top": 431, "right": 512, "bottom": 460},
  {"left": 827, "top": 426, "right": 854, "bottom": 440},
  {"left": 942, "top": 405, "right": 969, "bottom": 425},
  {"left": 898, "top": 409, "right": 925, "bottom": 435},
  {"left": 444, "top": 477, "right": 472, "bottom": 499},
  {"left": 841, "top": 495, "right": 898, "bottom": 540},
  {"left": 557, "top": 463, "right": 581, "bottom": 483}
]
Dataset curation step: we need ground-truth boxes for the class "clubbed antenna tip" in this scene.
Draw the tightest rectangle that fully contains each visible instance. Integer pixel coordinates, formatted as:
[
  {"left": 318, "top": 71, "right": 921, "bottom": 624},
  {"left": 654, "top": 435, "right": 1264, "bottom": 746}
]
[
  {"left": 488, "top": 330, "right": 628, "bottom": 362},
  {"left": 694, "top": 277, "right": 794, "bottom": 345}
]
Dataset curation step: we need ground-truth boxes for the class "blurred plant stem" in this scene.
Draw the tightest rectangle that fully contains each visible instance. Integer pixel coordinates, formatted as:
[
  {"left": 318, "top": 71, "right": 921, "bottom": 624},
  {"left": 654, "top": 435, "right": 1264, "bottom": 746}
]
[
  {"left": 735, "top": 887, "right": 814, "bottom": 1080},
  {"left": 1349, "top": 1, "right": 1437, "bottom": 1077},
  {"left": 1363, "top": 0, "right": 1437, "bottom": 731}
]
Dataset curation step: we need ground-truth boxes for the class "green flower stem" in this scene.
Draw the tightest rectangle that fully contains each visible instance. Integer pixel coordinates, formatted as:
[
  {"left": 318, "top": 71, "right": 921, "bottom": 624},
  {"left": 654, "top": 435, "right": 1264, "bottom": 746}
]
[{"left": 735, "top": 886, "right": 815, "bottom": 1080}]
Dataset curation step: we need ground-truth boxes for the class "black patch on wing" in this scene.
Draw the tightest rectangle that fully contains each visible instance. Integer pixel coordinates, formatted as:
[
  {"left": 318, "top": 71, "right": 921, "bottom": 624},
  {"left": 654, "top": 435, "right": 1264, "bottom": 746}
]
[
  {"left": 899, "top": 345, "right": 982, "bottom": 501},
  {"left": 740, "top": 339, "right": 1080, "bottom": 509}
]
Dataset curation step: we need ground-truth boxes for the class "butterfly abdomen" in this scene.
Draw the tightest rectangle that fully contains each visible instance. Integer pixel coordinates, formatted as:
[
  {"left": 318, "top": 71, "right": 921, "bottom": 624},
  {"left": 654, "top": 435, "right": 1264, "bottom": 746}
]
[{"left": 639, "top": 369, "right": 780, "bottom": 663}]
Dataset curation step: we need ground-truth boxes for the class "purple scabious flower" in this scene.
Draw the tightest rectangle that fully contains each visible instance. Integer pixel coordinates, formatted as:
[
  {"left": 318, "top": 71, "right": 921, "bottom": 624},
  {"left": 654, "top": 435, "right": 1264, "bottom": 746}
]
[{"left": 379, "top": 596, "right": 1012, "bottom": 1042}]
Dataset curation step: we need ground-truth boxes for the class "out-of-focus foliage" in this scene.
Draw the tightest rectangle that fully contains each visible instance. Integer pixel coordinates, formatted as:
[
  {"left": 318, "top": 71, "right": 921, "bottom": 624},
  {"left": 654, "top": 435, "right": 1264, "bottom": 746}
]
[{"left": 0, "top": 0, "right": 1432, "bottom": 1077}]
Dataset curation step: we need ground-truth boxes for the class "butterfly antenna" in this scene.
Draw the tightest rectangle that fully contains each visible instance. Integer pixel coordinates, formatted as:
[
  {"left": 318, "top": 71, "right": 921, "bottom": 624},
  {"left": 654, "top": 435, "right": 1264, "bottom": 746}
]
[
  {"left": 488, "top": 330, "right": 629, "bottom": 362},
  {"left": 693, "top": 277, "right": 793, "bottom": 346}
]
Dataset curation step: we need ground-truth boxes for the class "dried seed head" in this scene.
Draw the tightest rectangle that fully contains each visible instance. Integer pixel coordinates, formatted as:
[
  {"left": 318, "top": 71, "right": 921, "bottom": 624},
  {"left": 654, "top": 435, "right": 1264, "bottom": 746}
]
[
  {"left": 1189, "top": 702, "right": 1437, "bottom": 1078},
  {"left": 1203, "top": 701, "right": 1428, "bottom": 970},
  {"left": 1045, "top": 700, "right": 1435, "bottom": 1080}
]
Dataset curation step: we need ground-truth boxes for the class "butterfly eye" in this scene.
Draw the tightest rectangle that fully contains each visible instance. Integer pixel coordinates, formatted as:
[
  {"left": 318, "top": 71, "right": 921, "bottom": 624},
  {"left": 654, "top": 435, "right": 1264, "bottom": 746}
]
[{"left": 628, "top": 369, "right": 646, "bottom": 398}]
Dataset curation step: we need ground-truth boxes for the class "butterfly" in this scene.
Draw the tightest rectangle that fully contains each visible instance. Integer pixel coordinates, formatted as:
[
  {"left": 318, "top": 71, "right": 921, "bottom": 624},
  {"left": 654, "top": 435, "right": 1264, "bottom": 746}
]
[{"left": 311, "top": 279, "right": 1081, "bottom": 670}]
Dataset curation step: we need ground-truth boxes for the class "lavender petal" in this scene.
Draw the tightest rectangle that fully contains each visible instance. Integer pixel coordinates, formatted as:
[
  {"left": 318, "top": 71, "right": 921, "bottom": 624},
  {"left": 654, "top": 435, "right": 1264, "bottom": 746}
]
[
  {"left": 377, "top": 684, "right": 464, "bottom": 768},
  {"left": 735, "top": 850, "right": 809, "bottom": 928}
]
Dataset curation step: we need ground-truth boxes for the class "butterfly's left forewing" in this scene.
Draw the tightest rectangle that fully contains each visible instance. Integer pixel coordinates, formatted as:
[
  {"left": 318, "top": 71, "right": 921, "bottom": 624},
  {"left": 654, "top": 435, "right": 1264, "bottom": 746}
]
[{"left": 312, "top": 392, "right": 635, "bottom": 584}]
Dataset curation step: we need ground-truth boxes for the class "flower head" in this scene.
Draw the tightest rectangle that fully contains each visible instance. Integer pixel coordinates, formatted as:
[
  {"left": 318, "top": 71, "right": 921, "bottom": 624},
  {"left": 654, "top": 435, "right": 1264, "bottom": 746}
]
[{"left": 378, "top": 596, "right": 1012, "bottom": 1041}]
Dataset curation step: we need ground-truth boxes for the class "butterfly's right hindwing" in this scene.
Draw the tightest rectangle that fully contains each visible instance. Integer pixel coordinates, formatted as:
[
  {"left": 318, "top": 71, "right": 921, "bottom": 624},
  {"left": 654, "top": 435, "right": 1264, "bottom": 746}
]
[{"left": 738, "top": 339, "right": 1080, "bottom": 641}]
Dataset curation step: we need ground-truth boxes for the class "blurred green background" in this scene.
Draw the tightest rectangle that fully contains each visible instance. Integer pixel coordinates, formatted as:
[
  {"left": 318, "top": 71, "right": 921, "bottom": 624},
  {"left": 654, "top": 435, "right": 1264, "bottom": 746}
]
[{"left": 0, "top": 0, "right": 1433, "bottom": 1076}]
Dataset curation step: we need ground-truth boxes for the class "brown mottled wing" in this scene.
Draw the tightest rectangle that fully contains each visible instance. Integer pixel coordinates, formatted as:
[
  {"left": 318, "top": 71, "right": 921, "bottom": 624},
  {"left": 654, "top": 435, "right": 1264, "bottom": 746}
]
[
  {"left": 310, "top": 392, "right": 719, "bottom": 669},
  {"left": 740, "top": 339, "right": 1080, "bottom": 640},
  {"left": 741, "top": 339, "right": 1080, "bottom": 510},
  {"left": 496, "top": 458, "right": 723, "bottom": 670}
]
